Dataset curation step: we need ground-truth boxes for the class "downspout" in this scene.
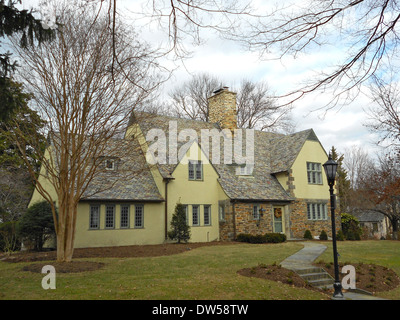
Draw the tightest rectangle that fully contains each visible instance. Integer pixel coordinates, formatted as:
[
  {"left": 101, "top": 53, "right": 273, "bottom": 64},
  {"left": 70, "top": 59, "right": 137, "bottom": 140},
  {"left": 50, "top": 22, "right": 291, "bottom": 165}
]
[{"left": 163, "top": 177, "right": 174, "bottom": 240}]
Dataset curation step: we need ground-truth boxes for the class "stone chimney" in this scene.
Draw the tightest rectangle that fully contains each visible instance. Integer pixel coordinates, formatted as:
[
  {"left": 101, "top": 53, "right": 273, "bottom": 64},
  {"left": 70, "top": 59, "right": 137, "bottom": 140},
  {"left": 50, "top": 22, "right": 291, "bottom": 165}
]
[{"left": 207, "top": 87, "right": 237, "bottom": 132}]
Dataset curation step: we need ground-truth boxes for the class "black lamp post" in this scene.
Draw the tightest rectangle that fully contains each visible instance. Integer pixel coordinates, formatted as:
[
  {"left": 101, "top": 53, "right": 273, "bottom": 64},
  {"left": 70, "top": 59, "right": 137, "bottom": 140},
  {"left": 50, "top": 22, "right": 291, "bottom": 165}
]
[{"left": 323, "top": 154, "right": 344, "bottom": 299}]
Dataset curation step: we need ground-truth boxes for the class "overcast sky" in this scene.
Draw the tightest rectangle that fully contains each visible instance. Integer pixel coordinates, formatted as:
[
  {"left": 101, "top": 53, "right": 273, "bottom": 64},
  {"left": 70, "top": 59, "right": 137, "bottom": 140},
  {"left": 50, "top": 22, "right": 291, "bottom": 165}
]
[{"left": 22, "top": 0, "right": 383, "bottom": 157}]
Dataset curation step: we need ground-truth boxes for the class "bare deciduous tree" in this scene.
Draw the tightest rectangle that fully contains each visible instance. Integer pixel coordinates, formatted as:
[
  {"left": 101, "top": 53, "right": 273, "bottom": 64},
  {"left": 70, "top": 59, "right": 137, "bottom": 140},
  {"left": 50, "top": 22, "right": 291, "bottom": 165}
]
[
  {"left": 227, "top": 0, "right": 400, "bottom": 108},
  {"left": 169, "top": 73, "right": 294, "bottom": 132},
  {"left": 366, "top": 74, "right": 400, "bottom": 149},
  {"left": 343, "top": 145, "right": 373, "bottom": 190},
  {"left": 9, "top": 0, "right": 164, "bottom": 262}
]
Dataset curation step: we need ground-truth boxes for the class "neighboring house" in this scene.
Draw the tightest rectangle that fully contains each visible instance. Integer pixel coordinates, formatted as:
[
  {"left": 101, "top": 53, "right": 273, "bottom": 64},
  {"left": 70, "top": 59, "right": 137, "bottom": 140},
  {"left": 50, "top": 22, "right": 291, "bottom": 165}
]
[
  {"left": 353, "top": 210, "right": 388, "bottom": 239},
  {"left": 29, "top": 87, "right": 340, "bottom": 248}
]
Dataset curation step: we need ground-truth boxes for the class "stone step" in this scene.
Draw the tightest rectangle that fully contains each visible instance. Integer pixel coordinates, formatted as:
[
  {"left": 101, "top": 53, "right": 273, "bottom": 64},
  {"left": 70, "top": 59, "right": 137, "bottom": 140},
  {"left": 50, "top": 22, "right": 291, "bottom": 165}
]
[
  {"left": 293, "top": 267, "right": 325, "bottom": 275},
  {"left": 307, "top": 278, "right": 335, "bottom": 287},
  {"left": 301, "top": 272, "right": 333, "bottom": 281}
]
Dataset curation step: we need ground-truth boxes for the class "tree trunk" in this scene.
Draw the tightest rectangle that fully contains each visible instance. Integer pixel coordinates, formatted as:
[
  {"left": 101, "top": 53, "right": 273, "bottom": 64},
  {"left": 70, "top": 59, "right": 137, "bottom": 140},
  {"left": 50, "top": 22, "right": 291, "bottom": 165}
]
[
  {"left": 56, "top": 199, "right": 78, "bottom": 262},
  {"left": 391, "top": 218, "right": 398, "bottom": 240}
]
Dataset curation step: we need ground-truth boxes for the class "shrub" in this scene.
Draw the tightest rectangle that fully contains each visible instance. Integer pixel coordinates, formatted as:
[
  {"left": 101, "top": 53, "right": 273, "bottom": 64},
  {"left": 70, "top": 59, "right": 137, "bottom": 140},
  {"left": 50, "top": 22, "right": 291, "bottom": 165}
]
[
  {"left": 336, "top": 230, "right": 345, "bottom": 241},
  {"left": 265, "top": 232, "right": 286, "bottom": 243},
  {"left": 319, "top": 230, "right": 328, "bottom": 240},
  {"left": 17, "top": 201, "right": 56, "bottom": 251},
  {"left": 236, "top": 233, "right": 286, "bottom": 244},
  {"left": 168, "top": 203, "right": 191, "bottom": 243},
  {"left": 341, "top": 213, "right": 362, "bottom": 240},
  {"left": 303, "top": 230, "right": 313, "bottom": 240}
]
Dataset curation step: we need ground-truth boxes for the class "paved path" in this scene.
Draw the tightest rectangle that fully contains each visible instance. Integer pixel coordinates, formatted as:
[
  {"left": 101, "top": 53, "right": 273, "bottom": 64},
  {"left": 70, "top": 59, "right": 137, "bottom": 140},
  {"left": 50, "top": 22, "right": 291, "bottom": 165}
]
[{"left": 280, "top": 241, "right": 387, "bottom": 300}]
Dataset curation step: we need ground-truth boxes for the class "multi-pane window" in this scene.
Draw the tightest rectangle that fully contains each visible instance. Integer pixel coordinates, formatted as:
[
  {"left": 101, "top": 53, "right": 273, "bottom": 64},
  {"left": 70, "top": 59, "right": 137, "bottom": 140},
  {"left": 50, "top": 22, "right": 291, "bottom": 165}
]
[
  {"left": 89, "top": 205, "right": 100, "bottom": 229},
  {"left": 192, "top": 205, "right": 200, "bottom": 226},
  {"left": 307, "top": 203, "right": 328, "bottom": 220},
  {"left": 120, "top": 205, "right": 130, "bottom": 228},
  {"left": 307, "top": 162, "right": 323, "bottom": 184},
  {"left": 236, "top": 165, "right": 254, "bottom": 176},
  {"left": 105, "top": 205, "right": 115, "bottom": 228},
  {"left": 135, "top": 205, "right": 144, "bottom": 228},
  {"left": 105, "top": 159, "right": 115, "bottom": 171},
  {"left": 188, "top": 160, "right": 203, "bottom": 180},
  {"left": 219, "top": 205, "right": 225, "bottom": 222},
  {"left": 204, "top": 205, "right": 211, "bottom": 226},
  {"left": 253, "top": 204, "right": 260, "bottom": 220}
]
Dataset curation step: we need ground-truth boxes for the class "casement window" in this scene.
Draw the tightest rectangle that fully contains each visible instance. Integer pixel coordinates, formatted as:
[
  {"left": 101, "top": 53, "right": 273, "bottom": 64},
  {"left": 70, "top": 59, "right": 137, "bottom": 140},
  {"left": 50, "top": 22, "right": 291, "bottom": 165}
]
[
  {"left": 236, "top": 164, "right": 254, "bottom": 176},
  {"left": 204, "top": 205, "right": 211, "bottom": 226},
  {"left": 188, "top": 160, "right": 203, "bottom": 180},
  {"left": 89, "top": 205, "right": 100, "bottom": 229},
  {"left": 105, "top": 205, "right": 115, "bottom": 228},
  {"left": 307, "top": 203, "right": 328, "bottom": 221},
  {"left": 134, "top": 205, "right": 144, "bottom": 228},
  {"left": 253, "top": 204, "right": 260, "bottom": 220},
  {"left": 219, "top": 205, "right": 225, "bottom": 222},
  {"left": 105, "top": 159, "right": 115, "bottom": 171},
  {"left": 120, "top": 205, "right": 130, "bottom": 228},
  {"left": 192, "top": 205, "right": 200, "bottom": 226},
  {"left": 307, "top": 162, "right": 323, "bottom": 184}
]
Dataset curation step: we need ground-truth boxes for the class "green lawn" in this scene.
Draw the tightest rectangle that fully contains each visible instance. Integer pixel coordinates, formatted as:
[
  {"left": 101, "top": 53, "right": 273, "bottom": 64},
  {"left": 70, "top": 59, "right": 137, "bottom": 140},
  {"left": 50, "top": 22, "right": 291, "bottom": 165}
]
[{"left": 1, "top": 240, "right": 399, "bottom": 300}]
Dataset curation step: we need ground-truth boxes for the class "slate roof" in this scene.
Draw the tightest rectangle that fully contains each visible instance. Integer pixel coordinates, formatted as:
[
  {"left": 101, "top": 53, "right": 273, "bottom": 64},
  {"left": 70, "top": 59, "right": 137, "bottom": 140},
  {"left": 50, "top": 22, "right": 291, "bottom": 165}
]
[
  {"left": 352, "top": 210, "right": 386, "bottom": 222},
  {"left": 130, "top": 112, "right": 324, "bottom": 202},
  {"left": 80, "top": 137, "right": 163, "bottom": 202}
]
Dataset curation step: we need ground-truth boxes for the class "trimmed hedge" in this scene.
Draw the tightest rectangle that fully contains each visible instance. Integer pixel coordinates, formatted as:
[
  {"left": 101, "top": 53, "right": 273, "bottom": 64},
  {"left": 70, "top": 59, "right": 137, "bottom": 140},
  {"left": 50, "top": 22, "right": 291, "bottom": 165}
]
[{"left": 236, "top": 233, "right": 287, "bottom": 244}]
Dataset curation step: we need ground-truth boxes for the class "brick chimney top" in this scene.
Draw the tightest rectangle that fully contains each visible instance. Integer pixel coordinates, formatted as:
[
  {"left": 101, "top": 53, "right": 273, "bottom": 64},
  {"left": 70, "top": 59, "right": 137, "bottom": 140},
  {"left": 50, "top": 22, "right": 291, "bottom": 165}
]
[{"left": 208, "top": 87, "right": 237, "bottom": 132}]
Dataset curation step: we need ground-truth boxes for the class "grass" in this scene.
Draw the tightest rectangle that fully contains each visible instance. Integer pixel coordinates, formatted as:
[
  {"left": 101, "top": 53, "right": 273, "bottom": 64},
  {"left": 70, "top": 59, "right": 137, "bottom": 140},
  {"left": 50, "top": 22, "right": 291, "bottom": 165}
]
[
  {"left": 316, "top": 240, "right": 400, "bottom": 299},
  {"left": 1, "top": 240, "right": 400, "bottom": 300}
]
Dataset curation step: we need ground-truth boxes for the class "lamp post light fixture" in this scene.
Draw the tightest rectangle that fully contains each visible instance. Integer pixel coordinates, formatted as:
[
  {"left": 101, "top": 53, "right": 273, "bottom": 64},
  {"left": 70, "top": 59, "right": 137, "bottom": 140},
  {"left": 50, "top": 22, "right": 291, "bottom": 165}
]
[{"left": 323, "top": 154, "right": 344, "bottom": 299}]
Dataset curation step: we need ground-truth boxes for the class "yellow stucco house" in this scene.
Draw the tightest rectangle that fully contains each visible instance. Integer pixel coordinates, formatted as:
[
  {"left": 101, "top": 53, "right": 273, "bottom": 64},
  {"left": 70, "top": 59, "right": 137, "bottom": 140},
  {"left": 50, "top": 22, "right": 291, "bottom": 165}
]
[{"left": 30, "top": 87, "right": 339, "bottom": 248}]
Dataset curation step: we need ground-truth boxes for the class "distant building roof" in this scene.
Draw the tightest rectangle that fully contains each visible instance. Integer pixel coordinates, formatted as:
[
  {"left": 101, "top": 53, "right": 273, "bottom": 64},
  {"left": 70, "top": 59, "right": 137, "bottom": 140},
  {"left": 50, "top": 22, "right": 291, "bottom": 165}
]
[{"left": 352, "top": 210, "right": 386, "bottom": 222}]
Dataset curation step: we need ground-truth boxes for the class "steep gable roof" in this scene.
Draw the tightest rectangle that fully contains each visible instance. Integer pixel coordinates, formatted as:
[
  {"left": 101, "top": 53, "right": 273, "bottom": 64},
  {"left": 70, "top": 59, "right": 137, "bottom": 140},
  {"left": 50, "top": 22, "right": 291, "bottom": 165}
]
[
  {"left": 130, "top": 112, "right": 323, "bottom": 202},
  {"left": 80, "top": 137, "right": 163, "bottom": 202}
]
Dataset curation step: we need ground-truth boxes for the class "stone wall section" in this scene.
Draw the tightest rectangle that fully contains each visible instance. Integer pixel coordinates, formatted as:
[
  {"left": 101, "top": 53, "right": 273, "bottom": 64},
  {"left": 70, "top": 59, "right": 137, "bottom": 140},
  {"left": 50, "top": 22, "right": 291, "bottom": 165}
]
[
  {"left": 208, "top": 87, "right": 237, "bottom": 132},
  {"left": 289, "top": 198, "right": 341, "bottom": 239}
]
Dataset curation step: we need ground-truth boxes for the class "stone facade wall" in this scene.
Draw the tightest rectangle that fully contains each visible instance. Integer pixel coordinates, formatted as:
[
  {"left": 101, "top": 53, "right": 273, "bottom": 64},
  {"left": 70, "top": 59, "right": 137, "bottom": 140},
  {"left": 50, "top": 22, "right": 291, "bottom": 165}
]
[
  {"left": 218, "top": 198, "right": 342, "bottom": 241},
  {"left": 289, "top": 198, "right": 341, "bottom": 239},
  {"left": 208, "top": 88, "right": 237, "bottom": 132},
  {"left": 234, "top": 202, "right": 273, "bottom": 235}
]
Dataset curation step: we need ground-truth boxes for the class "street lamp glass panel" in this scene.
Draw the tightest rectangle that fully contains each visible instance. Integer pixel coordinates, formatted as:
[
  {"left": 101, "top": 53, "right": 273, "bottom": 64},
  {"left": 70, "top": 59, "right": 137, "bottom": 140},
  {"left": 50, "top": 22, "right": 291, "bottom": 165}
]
[{"left": 323, "top": 155, "right": 338, "bottom": 185}]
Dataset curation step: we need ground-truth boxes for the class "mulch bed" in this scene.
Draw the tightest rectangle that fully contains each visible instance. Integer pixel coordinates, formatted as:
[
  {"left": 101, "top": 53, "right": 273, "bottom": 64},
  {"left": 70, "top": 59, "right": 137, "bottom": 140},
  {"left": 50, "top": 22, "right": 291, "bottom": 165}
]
[
  {"left": 237, "top": 263, "right": 318, "bottom": 291},
  {"left": 238, "top": 262, "right": 400, "bottom": 296},
  {"left": 314, "top": 261, "right": 400, "bottom": 294}
]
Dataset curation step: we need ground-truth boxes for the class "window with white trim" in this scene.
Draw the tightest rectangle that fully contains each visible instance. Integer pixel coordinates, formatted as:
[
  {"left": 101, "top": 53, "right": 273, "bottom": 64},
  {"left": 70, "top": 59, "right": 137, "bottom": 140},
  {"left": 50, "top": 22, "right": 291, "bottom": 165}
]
[
  {"left": 105, "top": 205, "right": 115, "bottom": 228},
  {"left": 307, "top": 203, "right": 328, "bottom": 220},
  {"left": 120, "top": 205, "right": 130, "bottom": 228},
  {"left": 204, "top": 205, "right": 211, "bottom": 226},
  {"left": 253, "top": 204, "right": 260, "bottom": 220},
  {"left": 89, "top": 205, "right": 100, "bottom": 229},
  {"left": 134, "top": 205, "right": 144, "bottom": 228},
  {"left": 105, "top": 159, "right": 115, "bottom": 171},
  {"left": 307, "top": 162, "right": 322, "bottom": 184},
  {"left": 192, "top": 205, "right": 200, "bottom": 226},
  {"left": 188, "top": 160, "right": 203, "bottom": 180},
  {"left": 236, "top": 164, "right": 254, "bottom": 176}
]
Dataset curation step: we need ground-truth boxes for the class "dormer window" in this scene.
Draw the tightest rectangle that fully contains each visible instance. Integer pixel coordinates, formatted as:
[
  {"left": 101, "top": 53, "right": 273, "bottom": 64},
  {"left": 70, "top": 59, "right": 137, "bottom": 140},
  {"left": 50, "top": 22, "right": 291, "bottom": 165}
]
[
  {"left": 105, "top": 159, "right": 115, "bottom": 171},
  {"left": 236, "top": 164, "right": 254, "bottom": 176}
]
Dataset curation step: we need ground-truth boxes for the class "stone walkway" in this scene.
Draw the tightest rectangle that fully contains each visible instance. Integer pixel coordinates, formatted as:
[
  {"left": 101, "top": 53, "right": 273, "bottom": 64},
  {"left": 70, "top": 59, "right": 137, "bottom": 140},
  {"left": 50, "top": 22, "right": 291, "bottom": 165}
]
[{"left": 280, "top": 241, "right": 387, "bottom": 300}]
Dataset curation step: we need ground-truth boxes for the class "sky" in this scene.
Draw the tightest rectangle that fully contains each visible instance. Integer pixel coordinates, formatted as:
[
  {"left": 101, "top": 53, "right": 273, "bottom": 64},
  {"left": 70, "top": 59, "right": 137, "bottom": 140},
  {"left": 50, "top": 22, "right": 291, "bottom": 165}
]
[{"left": 21, "top": 0, "right": 383, "bottom": 158}]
